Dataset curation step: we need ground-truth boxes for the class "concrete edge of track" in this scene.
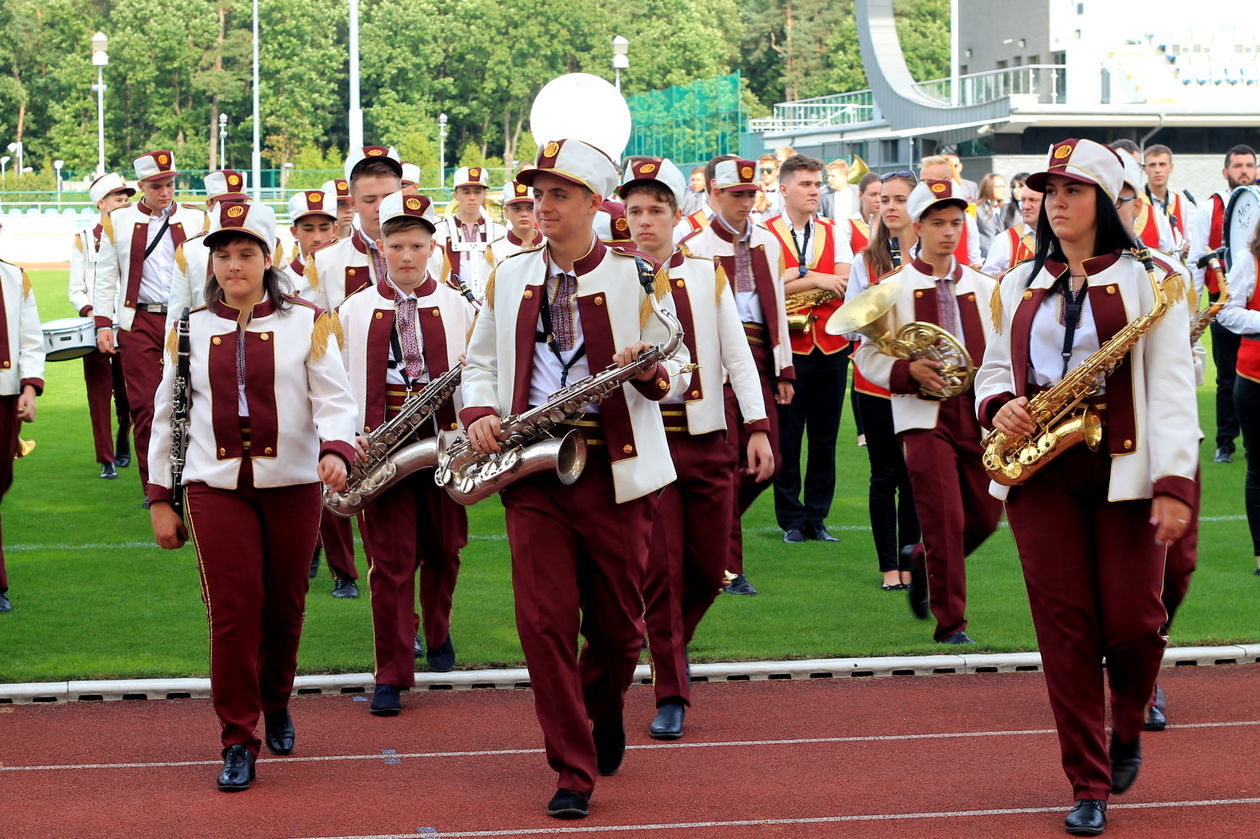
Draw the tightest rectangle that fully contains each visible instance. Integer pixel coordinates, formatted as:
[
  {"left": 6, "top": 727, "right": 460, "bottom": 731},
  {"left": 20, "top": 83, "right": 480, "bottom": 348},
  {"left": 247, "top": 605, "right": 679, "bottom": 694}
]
[{"left": 3, "top": 644, "right": 1256, "bottom": 705}]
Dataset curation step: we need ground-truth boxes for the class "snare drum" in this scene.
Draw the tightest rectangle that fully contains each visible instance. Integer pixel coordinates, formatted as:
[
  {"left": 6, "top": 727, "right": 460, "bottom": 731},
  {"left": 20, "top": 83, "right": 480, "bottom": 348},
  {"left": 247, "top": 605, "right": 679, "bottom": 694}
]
[
  {"left": 1223, "top": 185, "right": 1260, "bottom": 272},
  {"left": 42, "top": 317, "right": 97, "bottom": 362}
]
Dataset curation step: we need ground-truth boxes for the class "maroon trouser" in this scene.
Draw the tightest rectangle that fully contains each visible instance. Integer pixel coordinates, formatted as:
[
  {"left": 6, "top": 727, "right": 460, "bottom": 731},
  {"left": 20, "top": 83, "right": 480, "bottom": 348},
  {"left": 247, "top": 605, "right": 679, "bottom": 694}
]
[
  {"left": 82, "top": 349, "right": 130, "bottom": 464},
  {"left": 1161, "top": 465, "right": 1201, "bottom": 634},
  {"left": 899, "top": 393, "right": 1001, "bottom": 641},
  {"left": 502, "top": 439, "right": 656, "bottom": 795},
  {"left": 723, "top": 324, "right": 782, "bottom": 575},
  {"left": 117, "top": 310, "right": 167, "bottom": 488},
  {"left": 358, "top": 470, "right": 467, "bottom": 687},
  {"left": 318, "top": 510, "right": 359, "bottom": 581},
  {"left": 0, "top": 396, "right": 17, "bottom": 592},
  {"left": 644, "top": 425, "right": 736, "bottom": 706},
  {"left": 1005, "top": 444, "right": 1168, "bottom": 801},
  {"left": 186, "top": 456, "right": 322, "bottom": 756}
]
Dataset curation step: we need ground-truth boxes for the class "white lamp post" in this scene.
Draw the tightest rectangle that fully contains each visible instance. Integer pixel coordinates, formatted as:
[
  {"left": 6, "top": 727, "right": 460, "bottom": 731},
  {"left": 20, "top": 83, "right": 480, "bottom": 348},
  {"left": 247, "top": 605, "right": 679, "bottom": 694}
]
[
  {"left": 91, "top": 32, "right": 108, "bottom": 177},
  {"left": 438, "top": 113, "right": 448, "bottom": 188},
  {"left": 0, "top": 156, "right": 9, "bottom": 183},
  {"left": 7, "top": 142, "right": 22, "bottom": 179},
  {"left": 219, "top": 113, "right": 228, "bottom": 168},
  {"left": 250, "top": 0, "right": 261, "bottom": 200},
  {"left": 282, "top": 161, "right": 294, "bottom": 191},
  {"left": 612, "top": 35, "right": 629, "bottom": 91},
  {"left": 53, "top": 159, "right": 64, "bottom": 207},
  {"left": 347, "top": 0, "right": 363, "bottom": 152}
]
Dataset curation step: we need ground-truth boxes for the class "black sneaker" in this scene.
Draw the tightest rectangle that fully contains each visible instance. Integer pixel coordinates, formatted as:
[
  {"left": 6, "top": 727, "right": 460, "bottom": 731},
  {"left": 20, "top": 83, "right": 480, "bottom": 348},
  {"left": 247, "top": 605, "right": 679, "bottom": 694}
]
[
  {"left": 370, "top": 684, "right": 402, "bottom": 716},
  {"left": 0, "top": 591, "right": 10, "bottom": 613},
  {"left": 941, "top": 631, "right": 975, "bottom": 645},
  {"left": 426, "top": 636, "right": 455, "bottom": 672},
  {"left": 547, "top": 788, "right": 590, "bottom": 818},
  {"left": 806, "top": 524, "right": 841, "bottom": 543},
  {"left": 331, "top": 578, "right": 359, "bottom": 598},
  {"left": 1214, "top": 446, "right": 1234, "bottom": 463},
  {"left": 783, "top": 528, "right": 805, "bottom": 543},
  {"left": 100, "top": 462, "right": 118, "bottom": 480},
  {"left": 724, "top": 574, "right": 758, "bottom": 596},
  {"left": 413, "top": 634, "right": 423, "bottom": 658}
]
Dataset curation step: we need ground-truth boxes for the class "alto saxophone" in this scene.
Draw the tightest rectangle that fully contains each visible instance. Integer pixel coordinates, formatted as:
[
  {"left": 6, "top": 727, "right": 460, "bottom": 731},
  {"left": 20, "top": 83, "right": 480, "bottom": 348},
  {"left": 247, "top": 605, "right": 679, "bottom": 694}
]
[
  {"left": 981, "top": 249, "right": 1173, "bottom": 486},
  {"left": 435, "top": 264, "right": 689, "bottom": 506},
  {"left": 1190, "top": 248, "right": 1229, "bottom": 344},
  {"left": 785, "top": 288, "right": 837, "bottom": 331},
  {"left": 323, "top": 363, "right": 464, "bottom": 517}
]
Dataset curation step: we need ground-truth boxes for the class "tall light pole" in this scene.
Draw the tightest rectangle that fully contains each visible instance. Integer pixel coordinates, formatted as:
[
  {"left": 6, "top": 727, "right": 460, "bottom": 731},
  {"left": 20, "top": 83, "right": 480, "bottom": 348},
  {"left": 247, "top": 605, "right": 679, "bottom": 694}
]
[
  {"left": 54, "top": 160, "right": 64, "bottom": 207},
  {"left": 949, "top": 0, "right": 959, "bottom": 106},
  {"left": 91, "top": 32, "right": 108, "bottom": 177},
  {"left": 612, "top": 35, "right": 629, "bottom": 91},
  {"left": 6, "top": 142, "right": 21, "bottom": 178},
  {"left": 0, "top": 156, "right": 9, "bottom": 183},
  {"left": 219, "top": 113, "right": 228, "bottom": 168},
  {"left": 438, "top": 113, "right": 448, "bottom": 188},
  {"left": 250, "top": 0, "right": 261, "bottom": 200},
  {"left": 347, "top": 0, "right": 363, "bottom": 152}
]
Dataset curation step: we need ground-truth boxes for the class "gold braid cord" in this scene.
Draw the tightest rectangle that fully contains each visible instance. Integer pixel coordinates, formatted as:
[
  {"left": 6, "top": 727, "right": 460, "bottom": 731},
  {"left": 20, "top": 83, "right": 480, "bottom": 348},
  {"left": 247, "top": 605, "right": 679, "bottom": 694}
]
[
  {"left": 714, "top": 260, "right": 729, "bottom": 305},
  {"left": 174, "top": 243, "right": 188, "bottom": 275},
  {"left": 21, "top": 270, "right": 31, "bottom": 300},
  {"left": 165, "top": 325, "right": 179, "bottom": 364},
  {"left": 304, "top": 256, "right": 321, "bottom": 292},
  {"left": 639, "top": 263, "right": 670, "bottom": 329},
  {"left": 311, "top": 311, "right": 335, "bottom": 361},
  {"left": 990, "top": 282, "right": 1004, "bottom": 335}
]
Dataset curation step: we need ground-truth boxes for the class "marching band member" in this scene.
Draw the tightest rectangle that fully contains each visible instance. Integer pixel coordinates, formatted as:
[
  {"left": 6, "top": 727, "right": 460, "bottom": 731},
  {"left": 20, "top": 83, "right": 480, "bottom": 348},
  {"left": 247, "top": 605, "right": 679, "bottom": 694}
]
[
  {"left": 976, "top": 138, "right": 1197, "bottom": 835},
  {"left": 1142, "top": 144, "right": 1192, "bottom": 260},
  {"left": 622, "top": 157, "right": 771, "bottom": 741},
  {"left": 0, "top": 256, "right": 44, "bottom": 613},
  {"left": 339, "top": 191, "right": 474, "bottom": 712},
  {"left": 93, "top": 150, "right": 209, "bottom": 495},
  {"left": 672, "top": 154, "right": 733, "bottom": 243},
  {"left": 982, "top": 182, "right": 1042, "bottom": 276},
  {"left": 684, "top": 157, "right": 792, "bottom": 597},
  {"left": 489, "top": 179, "right": 541, "bottom": 264},
  {"left": 147, "top": 200, "right": 356, "bottom": 792},
  {"left": 1109, "top": 141, "right": 1169, "bottom": 253},
  {"left": 168, "top": 170, "right": 252, "bottom": 330},
  {"left": 752, "top": 153, "right": 782, "bottom": 222},
  {"left": 845, "top": 171, "right": 921, "bottom": 590},
  {"left": 765, "top": 154, "right": 852, "bottom": 543},
  {"left": 400, "top": 162, "right": 422, "bottom": 196},
  {"left": 69, "top": 173, "right": 133, "bottom": 479},
  {"left": 1189, "top": 144, "right": 1255, "bottom": 464},
  {"left": 459, "top": 138, "right": 689, "bottom": 819},
  {"left": 305, "top": 146, "right": 403, "bottom": 314},
  {"left": 852, "top": 178, "right": 1000, "bottom": 641},
  {"left": 849, "top": 171, "right": 881, "bottom": 256},
  {"left": 919, "top": 156, "right": 982, "bottom": 268},
  {"left": 325, "top": 177, "right": 355, "bottom": 241},
  {"left": 430, "top": 166, "right": 505, "bottom": 301}
]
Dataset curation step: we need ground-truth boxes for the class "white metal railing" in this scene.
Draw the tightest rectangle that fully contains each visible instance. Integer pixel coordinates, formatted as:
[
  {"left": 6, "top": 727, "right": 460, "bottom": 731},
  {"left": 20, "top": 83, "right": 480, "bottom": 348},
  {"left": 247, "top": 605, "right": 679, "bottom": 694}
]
[
  {"left": 749, "top": 89, "right": 877, "bottom": 134},
  {"left": 914, "top": 64, "right": 1067, "bottom": 106}
]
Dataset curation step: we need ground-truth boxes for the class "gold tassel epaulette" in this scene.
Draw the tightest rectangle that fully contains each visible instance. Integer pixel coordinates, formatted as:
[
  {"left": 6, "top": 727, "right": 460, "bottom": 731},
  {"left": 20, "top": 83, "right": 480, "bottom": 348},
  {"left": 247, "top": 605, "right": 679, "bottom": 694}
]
[
  {"left": 174, "top": 243, "right": 188, "bottom": 275},
  {"left": 165, "top": 325, "right": 179, "bottom": 363},
  {"left": 73, "top": 236, "right": 84, "bottom": 254},
  {"left": 1163, "top": 270, "right": 1186, "bottom": 305},
  {"left": 274, "top": 240, "right": 284, "bottom": 265},
  {"left": 102, "top": 212, "right": 115, "bottom": 243},
  {"left": 311, "top": 311, "right": 337, "bottom": 361},
  {"left": 304, "top": 256, "right": 320, "bottom": 292},
  {"left": 482, "top": 268, "right": 496, "bottom": 311},
  {"left": 639, "top": 263, "right": 671, "bottom": 329},
  {"left": 20, "top": 270, "right": 31, "bottom": 299},
  {"left": 714, "top": 260, "right": 729, "bottom": 305},
  {"left": 990, "top": 282, "right": 1003, "bottom": 334}
]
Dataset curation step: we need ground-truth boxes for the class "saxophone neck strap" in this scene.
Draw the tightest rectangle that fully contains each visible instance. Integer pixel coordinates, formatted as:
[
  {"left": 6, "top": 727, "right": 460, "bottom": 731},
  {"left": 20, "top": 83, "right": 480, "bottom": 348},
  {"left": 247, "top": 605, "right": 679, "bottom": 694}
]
[{"left": 1058, "top": 275, "right": 1089, "bottom": 380}]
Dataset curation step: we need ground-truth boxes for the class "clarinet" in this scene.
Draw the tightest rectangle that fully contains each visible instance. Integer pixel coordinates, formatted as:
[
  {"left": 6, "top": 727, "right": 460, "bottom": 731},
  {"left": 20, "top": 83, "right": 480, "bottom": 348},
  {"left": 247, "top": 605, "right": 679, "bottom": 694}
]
[
  {"left": 890, "top": 236, "right": 903, "bottom": 269},
  {"left": 169, "top": 308, "right": 192, "bottom": 519},
  {"left": 453, "top": 273, "right": 482, "bottom": 312}
]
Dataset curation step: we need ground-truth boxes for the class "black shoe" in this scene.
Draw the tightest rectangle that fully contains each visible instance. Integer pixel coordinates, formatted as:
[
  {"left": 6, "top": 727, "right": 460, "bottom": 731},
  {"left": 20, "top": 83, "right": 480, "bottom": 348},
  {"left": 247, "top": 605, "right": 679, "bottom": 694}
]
[
  {"left": 370, "top": 684, "right": 402, "bottom": 716},
  {"left": 331, "top": 578, "right": 359, "bottom": 599},
  {"left": 1144, "top": 684, "right": 1167, "bottom": 732},
  {"left": 593, "top": 718, "right": 626, "bottom": 776},
  {"left": 1214, "top": 446, "right": 1234, "bottom": 463},
  {"left": 216, "top": 745, "right": 256, "bottom": 792},
  {"left": 547, "top": 788, "right": 590, "bottom": 819},
  {"left": 807, "top": 524, "right": 840, "bottom": 543},
  {"left": 649, "top": 701, "right": 685, "bottom": 740},
  {"left": 426, "top": 636, "right": 455, "bottom": 672},
  {"left": 100, "top": 462, "right": 118, "bottom": 480},
  {"left": 142, "top": 498, "right": 151, "bottom": 510},
  {"left": 0, "top": 591, "right": 10, "bottom": 613},
  {"left": 308, "top": 547, "right": 321, "bottom": 580},
  {"left": 941, "top": 631, "right": 975, "bottom": 645},
  {"left": 783, "top": 528, "right": 806, "bottom": 543},
  {"left": 903, "top": 545, "right": 930, "bottom": 620},
  {"left": 413, "top": 634, "right": 423, "bottom": 658},
  {"left": 263, "top": 709, "right": 294, "bottom": 755},
  {"left": 1254, "top": 568, "right": 1260, "bottom": 577},
  {"left": 114, "top": 452, "right": 131, "bottom": 468},
  {"left": 1064, "top": 799, "right": 1106, "bottom": 835},
  {"left": 114, "top": 432, "right": 131, "bottom": 467},
  {"left": 724, "top": 574, "right": 758, "bottom": 596},
  {"left": 1109, "top": 733, "right": 1142, "bottom": 794}
]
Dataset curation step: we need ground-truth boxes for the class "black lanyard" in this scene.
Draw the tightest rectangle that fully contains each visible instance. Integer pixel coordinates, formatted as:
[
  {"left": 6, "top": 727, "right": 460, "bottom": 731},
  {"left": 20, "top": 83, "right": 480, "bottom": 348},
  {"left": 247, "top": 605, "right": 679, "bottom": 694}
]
[
  {"left": 790, "top": 220, "right": 812, "bottom": 277},
  {"left": 1058, "top": 276, "right": 1089, "bottom": 379},
  {"left": 536, "top": 269, "right": 586, "bottom": 388},
  {"left": 387, "top": 305, "right": 425, "bottom": 392}
]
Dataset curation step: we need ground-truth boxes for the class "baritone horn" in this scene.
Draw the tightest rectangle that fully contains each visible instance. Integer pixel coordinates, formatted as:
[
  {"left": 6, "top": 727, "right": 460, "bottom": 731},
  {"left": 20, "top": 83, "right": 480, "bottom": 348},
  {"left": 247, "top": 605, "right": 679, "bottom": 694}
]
[
  {"left": 847, "top": 155, "right": 871, "bottom": 185},
  {"left": 16, "top": 437, "right": 34, "bottom": 458}
]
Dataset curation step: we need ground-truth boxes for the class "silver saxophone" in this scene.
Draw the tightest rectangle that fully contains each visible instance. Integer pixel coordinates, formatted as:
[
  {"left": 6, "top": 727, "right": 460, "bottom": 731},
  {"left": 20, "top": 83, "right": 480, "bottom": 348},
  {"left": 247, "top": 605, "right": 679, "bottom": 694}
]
[
  {"left": 435, "top": 261, "right": 688, "bottom": 506},
  {"left": 323, "top": 363, "right": 464, "bottom": 517}
]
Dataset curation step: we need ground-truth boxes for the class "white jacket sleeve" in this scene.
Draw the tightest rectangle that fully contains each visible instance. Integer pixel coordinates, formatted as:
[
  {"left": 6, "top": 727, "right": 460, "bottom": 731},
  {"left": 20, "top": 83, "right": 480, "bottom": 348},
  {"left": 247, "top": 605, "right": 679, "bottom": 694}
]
[
  {"left": 764, "top": 236, "right": 793, "bottom": 377},
  {"left": 18, "top": 275, "right": 44, "bottom": 390},
  {"left": 68, "top": 232, "right": 92, "bottom": 315},
  {"left": 307, "top": 314, "right": 358, "bottom": 461},
  {"left": 981, "top": 231, "right": 1012, "bottom": 276},
  {"left": 966, "top": 215, "right": 982, "bottom": 268},
  {"left": 147, "top": 336, "right": 178, "bottom": 494},
  {"left": 716, "top": 281, "right": 767, "bottom": 423},
  {"left": 640, "top": 278, "right": 692, "bottom": 401},
  {"left": 973, "top": 264, "right": 1031, "bottom": 425},
  {"left": 93, "top": 213, "right": 121, "bottom": 326},
  {"left": 1187, "top": 200, "right": 1213, "bottom": 296},
  {"left": 1144, "top": 276, "right": 1199, "bottom": 488},
  {"left": 167, "top": 244, "right": 193, "bottom": 332},
  {"left": 460, "top": 272, "right": 503, "bottom": 418},
  {"left": 1216, "top": 251, "right": 1258, "bottom": 335}
]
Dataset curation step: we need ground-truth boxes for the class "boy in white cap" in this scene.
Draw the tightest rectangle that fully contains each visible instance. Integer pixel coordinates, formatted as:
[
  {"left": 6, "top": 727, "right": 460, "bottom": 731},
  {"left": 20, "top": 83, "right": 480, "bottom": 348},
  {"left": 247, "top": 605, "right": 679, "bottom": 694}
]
[
  {"left": 429, "top": 166, "right": 505, "bottom": 301},
  {"left": 325, "top": 178, "right": 354, "bottom": 241},
  {"left": 93, "top": 150, "right": 208, "bottom": 495},
  {"left": 682, "top": 157, "right": 792, "bottom": 597},
  {"left": 488, "top": 179, "right": 541, "bottom": 264},
  {"left": 168, "top": 170, "right": 251, "bottom": 331},
  {"left": 621, "top": 157, "right": 772, "bottom": 741},
  {"left": 69, "top": 172, "right": 133, "bottom": 479},
  {"left": 400, "top": 163, "right": 421, "bottom": 196},
  {"left": 338, "top": 191, "right": 474, "bottom": 713},
  {"left": 850, "top": 178, "right": 1000, "bottom": 645},
  {"left": 459, "top": 138, "right": 690, "bottom": 819}
]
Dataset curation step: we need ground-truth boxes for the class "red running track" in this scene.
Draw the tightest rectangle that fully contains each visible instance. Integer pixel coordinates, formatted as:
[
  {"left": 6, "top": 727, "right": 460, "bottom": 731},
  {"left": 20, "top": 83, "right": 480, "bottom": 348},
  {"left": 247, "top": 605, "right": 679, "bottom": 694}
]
[{"left": 1, "top": 665, "right": 1258, "bottom": 838}]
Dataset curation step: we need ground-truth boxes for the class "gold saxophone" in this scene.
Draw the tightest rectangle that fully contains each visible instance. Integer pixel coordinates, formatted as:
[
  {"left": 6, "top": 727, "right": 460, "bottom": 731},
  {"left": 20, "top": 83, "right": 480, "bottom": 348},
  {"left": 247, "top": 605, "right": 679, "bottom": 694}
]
[
  {"left": 785, "top": 287, "right": 838, "bottom": 331},
  {"left": 981, "top": 249, "right": 1174, "bottom": 486},
  {"left": 1190, "top": 248, "right": 1229, "bottom": 344}
]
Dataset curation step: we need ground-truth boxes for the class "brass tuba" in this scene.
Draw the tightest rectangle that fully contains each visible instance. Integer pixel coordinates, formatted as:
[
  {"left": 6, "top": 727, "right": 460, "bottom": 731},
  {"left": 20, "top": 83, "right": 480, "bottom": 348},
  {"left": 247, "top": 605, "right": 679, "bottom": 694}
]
[{"left": 824, "top": 281, "right": 974, "bottom": 399}]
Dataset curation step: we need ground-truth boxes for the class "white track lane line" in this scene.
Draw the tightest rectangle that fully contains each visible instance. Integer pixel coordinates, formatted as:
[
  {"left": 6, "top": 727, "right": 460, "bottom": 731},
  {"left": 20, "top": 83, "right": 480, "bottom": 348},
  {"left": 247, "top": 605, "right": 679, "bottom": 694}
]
[
  {"left": 5, "top": 719, "right": 1257, "bottom": 773},
  {"left": 287, "top": 797, "right": 1260, "bottom": 838}
]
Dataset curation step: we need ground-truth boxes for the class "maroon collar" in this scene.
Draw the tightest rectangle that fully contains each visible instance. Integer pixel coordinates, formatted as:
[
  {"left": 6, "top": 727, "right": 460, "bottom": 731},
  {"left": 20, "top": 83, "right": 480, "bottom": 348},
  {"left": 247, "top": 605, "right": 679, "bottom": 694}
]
[
  {"left": 137, "top": 200, "right": 172, "bottom": 218},
  {"left": 211, "top": 294, "right": 276, "bottom": 320},
  {"left": 545, "top": 237, "right": 607, "bottom": 278},
  {"left": 507, "top": 229, "right": 539, "bottom": 247},
  {"left": 911, "top": 255, "right": 962, "bottom": 282},
  {"left": 668, "top": 248, "right": 686, "bottom": 269},
  {"left": 376, "top": 274, "right": 437, "bottom": 299},
  {"left": 710, "top": 215, "right": 749, "bottom": 244},
  {"left": 1042, "top": 251, "right": 1122, "bottom": 284},
  {"left": 289, "top": 255, "right": 304, "bottom": 276},
  {"left": 351, "top": 228, "right": 372, "bottom": 255}
]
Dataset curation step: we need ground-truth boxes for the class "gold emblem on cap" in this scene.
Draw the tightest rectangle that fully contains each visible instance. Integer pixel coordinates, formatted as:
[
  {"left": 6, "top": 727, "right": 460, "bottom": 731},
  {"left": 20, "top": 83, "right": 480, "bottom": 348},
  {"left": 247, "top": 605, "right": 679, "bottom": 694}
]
[
  {"left": 336, "top": 180, "right": 348, "bottom": 191},
  {"left": 226, "top": 204, "right": 246, "bottom": 218},
  {"left": 1054, "top": 144, "right": 1072, "bottom": 160},
  {"left": 930, "top": 182, "right": 948, "bottom": 194},
  {"left": 405, "top": 197, "right": 422, "bottom": 211},
  {"left": 615, "top": 218, "right": 628, "bottom": 231},
  {"left": 227, "top": 174, "right": 239, "bottom": 186},
  {"left": 543, "top": 141, "right": 560, "bottom": 158},
  {"left": 470, "top": 168, "right": 481, "bottom": 179},
  {"left": 157, "top": 153, "right": 169, "bottom": 165},
  {"left": 740, "top": 166, "right": 753, "bottom": 179},
  {"left": 307, "top": 191, "right": 322, "bottom": 202},
  {"left": 367, "top": 147, "right": 384, "bottom": 157},
  {"left": 515, "top": 183, "right": 527, "bottom": 195},
  {"left": 641, "top": 163, "right": 656, "bottom": 174}
]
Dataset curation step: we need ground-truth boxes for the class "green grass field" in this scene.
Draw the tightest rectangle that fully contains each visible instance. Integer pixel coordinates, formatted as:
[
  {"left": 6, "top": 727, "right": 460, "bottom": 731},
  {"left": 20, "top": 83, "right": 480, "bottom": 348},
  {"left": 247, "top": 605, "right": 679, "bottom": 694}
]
[{"left": 0, "top": 268, "right": 1255, "bottom": 684}]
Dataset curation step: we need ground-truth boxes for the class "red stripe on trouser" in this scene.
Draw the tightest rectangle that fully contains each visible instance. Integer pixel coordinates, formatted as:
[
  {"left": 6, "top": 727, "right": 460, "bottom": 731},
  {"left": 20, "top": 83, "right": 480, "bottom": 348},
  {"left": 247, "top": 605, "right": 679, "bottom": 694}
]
[
  {"left": 358, "top": 470, "right": 467, "bottom": 687},
  {"left": 898, "top": 394, "right": 1000, "bottom": 641},
  {"left": 722, "top": 330, "right": 780, "bottom": 575},
  {"left": 186, "top": 458, "right": 322, "bottom": 756},
  {"left": 644, "top": 430, "right": 737, "bottom": 706},
  {"left": 0, "top": 395, "right": 16, "bottom": 591},
  {"left": 117, "top": 310, "right": 166, "bottom": 488},
  {"left": 1005, "top": 444, "right": 1167, "bottom": 801},
  {"left": 501, "top": 444, "right": 655, "bottom": 795},
  {"left": 82, "top": 350, "right": 130, "bottom": 464},
  {"left": 318, "top": 511, "right": 359, "bottom": 580}
]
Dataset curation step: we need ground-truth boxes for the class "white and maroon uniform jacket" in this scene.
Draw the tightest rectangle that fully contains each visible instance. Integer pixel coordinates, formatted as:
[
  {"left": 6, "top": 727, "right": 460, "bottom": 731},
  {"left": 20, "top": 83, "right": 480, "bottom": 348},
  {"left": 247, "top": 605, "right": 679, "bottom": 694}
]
[
  {"left": 338, "top": 274, "right": 475, "bottom": 437},
  {"left": 460, "top": 239, "right": 692, "bottom": 503},
  {"left": 146, "top": 296, "right": 356, "bottom": 501},
  {"left": 166, "top": 233, "right": 210, "bottom": 331},
  {"left": 69, "top": 224, "right": 116, "bottom": 319},
  {"left": 283, "top": 251, "right": 312, "bottom": 300},
  {"left": 981, "top": 222, "right": 1035, "bottom": 277},
  {"left": 0, "top": 261, "right": 44, "bottom": 396},
  {"left": 304, "top": 229, "right": 381, "bottom": 314},
  {"left": 854, "top": 255, "right": 997, "bottom": 434},
  {"left": 94, "top": 201, "right": 208, "bottom": 332},
  {"left": 663, "top": 247, "right": 768, "bottom": 435},
  {"left": 489, "top": 230, "right": 542, "bottom": 266},
  {"left": 975, "top": 251, "right": 1198, "bottom": 505},
  {"left": 429, "top": 214, "right": 506, "bottom": 303},
  {"left": 682, "top": 217, "right": 794, "bottom": 381}
]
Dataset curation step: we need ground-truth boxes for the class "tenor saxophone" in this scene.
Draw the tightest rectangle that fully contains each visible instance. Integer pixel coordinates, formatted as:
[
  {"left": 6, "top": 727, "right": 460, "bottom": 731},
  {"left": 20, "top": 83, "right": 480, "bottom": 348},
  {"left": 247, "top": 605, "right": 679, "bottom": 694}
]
[
  {"left": 323, "top": 363, "right": 464, "bottom": 517},
  {"left": 1189, "top": 248, "right": 1229, "bottom": 344},
  {"left": 981, "top": 249, "right": 1173, "bottom": 486},
  {"left": 785, "top": 288, "right": 837, "bottom": 331}
]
